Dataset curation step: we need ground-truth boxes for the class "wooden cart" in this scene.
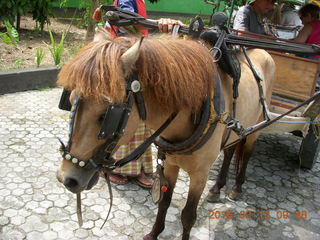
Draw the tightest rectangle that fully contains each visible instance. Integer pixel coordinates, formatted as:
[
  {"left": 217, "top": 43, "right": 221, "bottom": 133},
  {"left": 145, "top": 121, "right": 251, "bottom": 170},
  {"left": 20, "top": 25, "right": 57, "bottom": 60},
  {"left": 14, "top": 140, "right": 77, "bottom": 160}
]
[{"left": 262, "top": 51, "right": 320, "bottom": 169}]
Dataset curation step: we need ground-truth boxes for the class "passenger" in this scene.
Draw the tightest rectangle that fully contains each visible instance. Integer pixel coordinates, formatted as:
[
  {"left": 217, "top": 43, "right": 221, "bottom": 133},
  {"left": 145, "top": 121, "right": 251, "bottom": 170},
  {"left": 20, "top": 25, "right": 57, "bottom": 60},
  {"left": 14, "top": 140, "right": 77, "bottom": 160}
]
[
  {"left": 291, "top": 3, "right": 320, "bottom": 56},
  {"left": 233, "top": 0, "right": 276, "bottom": 36},
  {"left": 281, "top": 2, "right": 302, "bottom": 26},
  {"left": 291, "top": 3, "right": 320, "bottom": 88}
]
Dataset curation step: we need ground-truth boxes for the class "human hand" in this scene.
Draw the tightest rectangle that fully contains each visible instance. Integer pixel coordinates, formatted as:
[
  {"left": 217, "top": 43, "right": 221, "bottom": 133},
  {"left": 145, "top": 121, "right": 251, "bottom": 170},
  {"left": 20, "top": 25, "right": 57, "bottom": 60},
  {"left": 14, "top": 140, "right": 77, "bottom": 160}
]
[{"left": 156, "top": 18, "right": 186, "bottom": 33}]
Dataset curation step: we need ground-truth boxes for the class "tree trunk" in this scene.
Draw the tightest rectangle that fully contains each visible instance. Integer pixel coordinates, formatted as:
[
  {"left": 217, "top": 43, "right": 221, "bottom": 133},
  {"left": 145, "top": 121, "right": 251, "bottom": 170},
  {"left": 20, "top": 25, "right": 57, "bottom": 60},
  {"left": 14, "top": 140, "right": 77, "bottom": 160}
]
[
  {"left": 85, "top": 0, "right": 100, "bottom": 42},
  {"left": 16, "top": 13, "right": 21, "bottom": 30}
]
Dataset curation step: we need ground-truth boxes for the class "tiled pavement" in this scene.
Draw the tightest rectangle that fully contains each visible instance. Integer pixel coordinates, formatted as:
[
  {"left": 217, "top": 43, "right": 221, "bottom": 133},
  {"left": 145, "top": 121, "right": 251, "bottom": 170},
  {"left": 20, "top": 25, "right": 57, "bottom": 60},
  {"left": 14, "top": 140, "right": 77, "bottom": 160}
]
[{"left": 0, "top": 88, "right": 319, "bottom": 240}]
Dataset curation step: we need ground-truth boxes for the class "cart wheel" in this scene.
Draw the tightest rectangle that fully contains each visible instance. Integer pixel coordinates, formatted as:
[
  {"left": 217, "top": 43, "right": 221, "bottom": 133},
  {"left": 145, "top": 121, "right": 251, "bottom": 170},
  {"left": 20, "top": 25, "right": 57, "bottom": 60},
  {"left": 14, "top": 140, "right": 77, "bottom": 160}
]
[{"left": 299, "top": 126, "right": 320, "bottom": 169}]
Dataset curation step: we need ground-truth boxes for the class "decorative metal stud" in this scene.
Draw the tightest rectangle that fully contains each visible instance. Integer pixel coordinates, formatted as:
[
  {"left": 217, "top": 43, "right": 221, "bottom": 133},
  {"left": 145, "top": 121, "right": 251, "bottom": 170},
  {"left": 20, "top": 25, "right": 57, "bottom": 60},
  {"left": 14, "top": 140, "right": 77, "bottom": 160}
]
[
  {"left": 72, "top": 158, "right": 78, "bottom": 164},
  {"left": 131, "top": 80, "right": 141, "bottom": 93},
  {"left": 65, "top": 154, "right": 72, "bottom": 160},
  {"left": 79, "top": 161, "right": 85, "bottom": 167}
]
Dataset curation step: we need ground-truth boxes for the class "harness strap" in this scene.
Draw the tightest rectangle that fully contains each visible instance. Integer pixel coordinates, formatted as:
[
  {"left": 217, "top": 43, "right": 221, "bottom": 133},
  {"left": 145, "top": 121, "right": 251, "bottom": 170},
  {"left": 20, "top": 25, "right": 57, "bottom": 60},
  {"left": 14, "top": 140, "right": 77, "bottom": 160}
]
[
  {"left": 76, "top": 193, "right": 83, "bottom": 227},
  {"left": 155, "top": 72, "right": 225, "bottom": 155},
  {"left": 114, "top": 113, "right": 177, "bottom": 168},
  {"left": 242, "top": 47, "right": 270, "bottom": 120},
  {"left": 100, "top": 171, "right": 113, "bottom": 229}
]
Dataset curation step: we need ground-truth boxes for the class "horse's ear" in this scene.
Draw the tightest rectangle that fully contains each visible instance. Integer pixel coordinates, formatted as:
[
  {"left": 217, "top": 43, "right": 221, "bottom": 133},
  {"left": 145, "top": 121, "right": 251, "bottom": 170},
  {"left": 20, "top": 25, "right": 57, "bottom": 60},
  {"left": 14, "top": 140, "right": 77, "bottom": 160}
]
[
  {"left": 93, "top": 27, "right": 113, "bottom": 42},
  {"left": 70, "top": 90, "right": 78, "bottom": 105},
  {"left": 120, "top": 37, "right": 144, "bottom": 77}
]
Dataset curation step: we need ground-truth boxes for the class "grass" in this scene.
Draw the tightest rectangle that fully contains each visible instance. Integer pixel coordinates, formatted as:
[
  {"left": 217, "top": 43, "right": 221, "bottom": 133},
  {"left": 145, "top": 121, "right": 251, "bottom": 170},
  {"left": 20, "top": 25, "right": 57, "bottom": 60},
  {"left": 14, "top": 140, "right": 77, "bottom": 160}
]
[
  {"left": 45, "top": 30, "right": 66, "bottom": 67},
  {"left": 12, "top": 59, "right": 24, "bottom": 69},
  {"left": 35, "top": 48, "right": 45, "bottom": 68}
]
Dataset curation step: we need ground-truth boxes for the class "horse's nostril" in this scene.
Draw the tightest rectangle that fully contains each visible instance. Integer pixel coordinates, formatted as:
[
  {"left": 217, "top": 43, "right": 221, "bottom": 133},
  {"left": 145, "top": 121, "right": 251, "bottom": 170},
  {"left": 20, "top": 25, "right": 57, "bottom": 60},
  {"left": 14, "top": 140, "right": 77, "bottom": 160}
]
[{"left": 64, "top": 177, "right": 78, "bottom": 189}]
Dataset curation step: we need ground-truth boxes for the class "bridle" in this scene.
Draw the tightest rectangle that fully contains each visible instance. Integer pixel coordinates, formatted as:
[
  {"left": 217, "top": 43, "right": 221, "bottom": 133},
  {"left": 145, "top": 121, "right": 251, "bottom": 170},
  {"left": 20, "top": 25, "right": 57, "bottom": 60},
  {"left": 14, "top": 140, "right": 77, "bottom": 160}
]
[{"left": 58, "top": 71, "right": 176, "bottom": 172}]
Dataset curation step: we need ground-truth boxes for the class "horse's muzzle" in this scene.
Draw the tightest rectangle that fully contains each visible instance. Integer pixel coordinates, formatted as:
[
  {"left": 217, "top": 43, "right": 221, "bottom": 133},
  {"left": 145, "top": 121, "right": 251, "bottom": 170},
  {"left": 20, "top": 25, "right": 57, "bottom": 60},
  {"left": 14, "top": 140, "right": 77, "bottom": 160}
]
[{"left": 56, "top": 160, "right": 100, "bottom": 193}]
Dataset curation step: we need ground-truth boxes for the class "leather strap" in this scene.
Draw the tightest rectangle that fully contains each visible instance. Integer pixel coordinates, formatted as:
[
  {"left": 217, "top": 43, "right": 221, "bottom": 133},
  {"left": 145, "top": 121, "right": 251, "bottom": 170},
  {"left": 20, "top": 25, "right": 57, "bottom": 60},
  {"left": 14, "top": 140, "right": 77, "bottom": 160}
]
[{"left": 114, "top": 113, "right": 177, "bottom": 168}]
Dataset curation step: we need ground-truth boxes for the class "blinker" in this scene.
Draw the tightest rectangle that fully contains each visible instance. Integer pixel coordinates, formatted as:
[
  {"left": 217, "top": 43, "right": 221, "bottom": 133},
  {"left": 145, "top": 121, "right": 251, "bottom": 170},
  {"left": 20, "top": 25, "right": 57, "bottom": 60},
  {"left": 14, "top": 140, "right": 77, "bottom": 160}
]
[
  {"left": 98, "top": 93, "right": 134, "bottom": 140},
  {"left": 58, "top": 89, "right": 72, "bottom": 111}
]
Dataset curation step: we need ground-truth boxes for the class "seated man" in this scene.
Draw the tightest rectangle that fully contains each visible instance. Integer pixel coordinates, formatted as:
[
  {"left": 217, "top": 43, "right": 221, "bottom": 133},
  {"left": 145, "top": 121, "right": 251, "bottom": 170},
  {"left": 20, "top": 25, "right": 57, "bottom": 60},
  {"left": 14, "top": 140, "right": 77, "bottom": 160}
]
[{"left": 233, "top": 0, "right": 276, "bottom": 36}]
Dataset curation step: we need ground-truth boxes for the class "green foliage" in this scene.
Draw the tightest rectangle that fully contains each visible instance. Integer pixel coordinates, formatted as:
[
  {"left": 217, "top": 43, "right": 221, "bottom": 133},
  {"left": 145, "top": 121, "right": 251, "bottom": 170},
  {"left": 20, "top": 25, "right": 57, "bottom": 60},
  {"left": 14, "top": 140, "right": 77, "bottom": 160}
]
[
  {"left": 59, "top": 0, "right": 91, "bottom": 9},
  {"left": 0, "top": 33, "right": 13, "bottom": 45},
  {"left": 0, "top": 21, "right": 19, "bottom": 45},
  {"left": 35, "top": 48, "right": 45, "bottom": 67},
  {"left": 45, "top": 30, "right": 65, "bottom": 66},
  {"left": 0, "top": 0, "right": 55, "bottom": 32},
  {"left": 12, "top": 59, "right": 24, "bottom": 69},
  {"left": 0, "top": 0, "right": 16, "bottom": 23},
  {"left": 30, "top": 0, "right": 55, "bottom": 32},
  {"left": 0, "top": 0, "right": 30, "bottom": 28}
]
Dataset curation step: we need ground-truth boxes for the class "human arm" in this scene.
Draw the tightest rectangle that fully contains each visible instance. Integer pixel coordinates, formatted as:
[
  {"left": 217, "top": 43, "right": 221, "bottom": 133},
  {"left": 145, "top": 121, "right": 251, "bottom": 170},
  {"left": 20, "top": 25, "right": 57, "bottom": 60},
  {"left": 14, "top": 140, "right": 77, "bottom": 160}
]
[
  {"left": 233, "top": 6, "right": 250, "bottom": 36},
  {"left": 291, "top": 24, "right": 312, "bottom": 43}
]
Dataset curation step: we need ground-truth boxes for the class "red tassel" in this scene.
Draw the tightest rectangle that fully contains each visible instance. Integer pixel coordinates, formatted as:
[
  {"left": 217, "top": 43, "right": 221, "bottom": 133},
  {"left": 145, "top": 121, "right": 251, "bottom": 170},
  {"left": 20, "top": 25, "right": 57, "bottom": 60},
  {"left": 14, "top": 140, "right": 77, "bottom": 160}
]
[
  {"left": 92, "top": 7, "right": 102, "bottom": 21},
  {"left": 161, "top": 185, "right": 168, "bottom": 192}
]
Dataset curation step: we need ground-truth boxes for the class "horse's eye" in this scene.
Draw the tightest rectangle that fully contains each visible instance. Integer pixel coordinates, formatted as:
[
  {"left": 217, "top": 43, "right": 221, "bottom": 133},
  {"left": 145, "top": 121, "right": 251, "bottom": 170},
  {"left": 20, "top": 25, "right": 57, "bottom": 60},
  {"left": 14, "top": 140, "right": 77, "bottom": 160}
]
[{"left": 98, "top": 114, "right": 105, "bottom": 124}]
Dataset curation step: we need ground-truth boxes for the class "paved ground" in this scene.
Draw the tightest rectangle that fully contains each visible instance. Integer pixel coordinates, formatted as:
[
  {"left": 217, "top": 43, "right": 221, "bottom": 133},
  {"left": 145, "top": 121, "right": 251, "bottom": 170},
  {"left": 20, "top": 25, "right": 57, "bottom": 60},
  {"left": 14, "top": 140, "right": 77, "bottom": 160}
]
[{"left": 0, "top": 88, "right": 319, "bottom": 240}]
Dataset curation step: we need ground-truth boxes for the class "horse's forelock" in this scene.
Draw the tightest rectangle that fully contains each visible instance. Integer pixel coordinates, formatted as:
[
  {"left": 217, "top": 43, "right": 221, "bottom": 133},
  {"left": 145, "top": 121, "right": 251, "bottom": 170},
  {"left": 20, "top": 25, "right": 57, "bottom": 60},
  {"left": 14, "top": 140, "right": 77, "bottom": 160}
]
[{"left": 57, "top": 38, "right": 132, "bottom": 103}]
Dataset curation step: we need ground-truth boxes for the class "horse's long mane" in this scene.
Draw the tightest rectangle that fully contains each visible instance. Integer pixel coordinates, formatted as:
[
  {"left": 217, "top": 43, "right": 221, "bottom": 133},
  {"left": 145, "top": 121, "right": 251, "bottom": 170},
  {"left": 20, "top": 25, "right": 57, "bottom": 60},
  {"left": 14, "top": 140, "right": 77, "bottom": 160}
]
[{"left": 57, "top": 32, "right": 216, "bottom": 112}]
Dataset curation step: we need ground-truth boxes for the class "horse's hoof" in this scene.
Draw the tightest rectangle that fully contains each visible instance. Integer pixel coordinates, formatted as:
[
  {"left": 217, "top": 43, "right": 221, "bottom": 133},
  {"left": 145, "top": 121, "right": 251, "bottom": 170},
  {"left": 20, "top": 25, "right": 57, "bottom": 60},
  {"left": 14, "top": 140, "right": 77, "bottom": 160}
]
[
  {"left": 228, "top": 189, "right": 241, "bottom": 201},
  {"left": 143, "top": 234, "right": 157, "bottom": 240},
  {"left": 207, "top": 191, "right": 220, "bottom": 202}
]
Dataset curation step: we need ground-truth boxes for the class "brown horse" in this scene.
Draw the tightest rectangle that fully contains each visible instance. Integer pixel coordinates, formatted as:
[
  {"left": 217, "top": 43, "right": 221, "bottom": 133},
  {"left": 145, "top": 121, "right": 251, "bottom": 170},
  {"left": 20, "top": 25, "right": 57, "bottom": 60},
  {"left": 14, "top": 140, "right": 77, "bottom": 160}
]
[{"left": 56, "top": 30, "right": 275, "bottom": 240}]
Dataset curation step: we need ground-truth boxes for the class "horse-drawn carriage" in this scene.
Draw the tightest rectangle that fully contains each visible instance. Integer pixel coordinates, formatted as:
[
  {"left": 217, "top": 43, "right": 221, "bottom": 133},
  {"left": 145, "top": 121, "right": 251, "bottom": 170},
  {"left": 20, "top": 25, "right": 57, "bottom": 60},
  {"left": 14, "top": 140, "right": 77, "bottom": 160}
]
[{"left": 55, "top": 6, "right": 320, "bottom": 240}]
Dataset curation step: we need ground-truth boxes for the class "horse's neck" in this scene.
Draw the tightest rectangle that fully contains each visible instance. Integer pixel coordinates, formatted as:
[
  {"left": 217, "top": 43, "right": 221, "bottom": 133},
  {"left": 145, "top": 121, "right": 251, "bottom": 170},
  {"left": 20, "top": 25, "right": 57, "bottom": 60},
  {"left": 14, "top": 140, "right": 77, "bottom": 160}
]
[{"left": 145, "top": 103, "right": 195, "bottom": 141}]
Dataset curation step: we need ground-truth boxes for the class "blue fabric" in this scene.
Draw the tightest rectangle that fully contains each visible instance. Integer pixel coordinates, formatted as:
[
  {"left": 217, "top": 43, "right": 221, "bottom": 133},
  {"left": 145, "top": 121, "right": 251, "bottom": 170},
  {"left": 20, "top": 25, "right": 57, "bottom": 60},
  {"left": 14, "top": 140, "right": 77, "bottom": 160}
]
[{"left": 117, "top": 0, "right": 137, "bottom": 13}]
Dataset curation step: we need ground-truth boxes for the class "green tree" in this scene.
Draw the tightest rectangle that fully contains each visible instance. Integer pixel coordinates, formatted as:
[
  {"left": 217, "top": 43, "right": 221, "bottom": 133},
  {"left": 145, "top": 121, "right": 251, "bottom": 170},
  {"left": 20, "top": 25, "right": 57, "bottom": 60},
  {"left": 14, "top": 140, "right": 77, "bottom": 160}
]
[
  {"left": 0, "top": 0, "right": 29, "bottom": 29},
  {"left": 30, "top": 0, "right": 55, "bottom": 32},
  {"left": 0, "top": 0, "right": 55, "bottom": 31},
  {"left": 0, "top": 0, "right": 16, "bottom": 24}
]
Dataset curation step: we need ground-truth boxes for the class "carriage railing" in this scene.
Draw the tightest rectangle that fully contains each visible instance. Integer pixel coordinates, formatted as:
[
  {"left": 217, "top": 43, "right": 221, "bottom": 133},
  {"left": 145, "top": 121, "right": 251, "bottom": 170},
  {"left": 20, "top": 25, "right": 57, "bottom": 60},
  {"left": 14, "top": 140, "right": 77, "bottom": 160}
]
[{"left": 100, "top": 5, "right": 320, "bottom": 57}]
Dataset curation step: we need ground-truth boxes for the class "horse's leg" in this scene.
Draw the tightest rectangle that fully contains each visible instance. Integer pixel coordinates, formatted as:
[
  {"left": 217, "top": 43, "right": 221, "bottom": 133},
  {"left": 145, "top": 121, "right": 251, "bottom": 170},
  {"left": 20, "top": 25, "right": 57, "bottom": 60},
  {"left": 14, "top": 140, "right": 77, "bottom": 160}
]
[
  {"left": 228, "top": 134, "right": 259, "bottom": 200},
  {"left": 181, "top": 171, "right": 208, "bottom": 240},
  {"left": 144, "top": 163, "right": 179, "bottom": 240},
  {"left": 207, "top": 145, "right": 236, "bottom": 202}
]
